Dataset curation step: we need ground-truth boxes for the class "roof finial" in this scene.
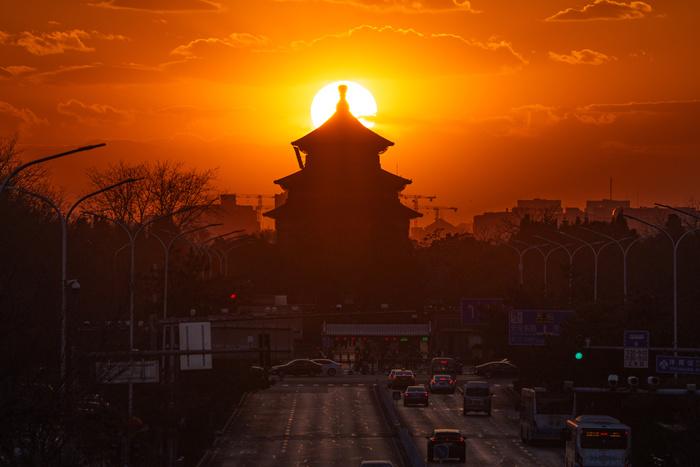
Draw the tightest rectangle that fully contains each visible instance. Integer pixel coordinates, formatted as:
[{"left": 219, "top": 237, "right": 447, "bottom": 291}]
[{"left": 336, "top": 84, "right": 349, "bottom": 113}]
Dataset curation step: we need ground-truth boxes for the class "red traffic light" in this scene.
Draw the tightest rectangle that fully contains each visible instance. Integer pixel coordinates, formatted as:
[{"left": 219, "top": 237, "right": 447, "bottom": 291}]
[{"left": 229, "top": 293, "right": 238, "bottom": 300}]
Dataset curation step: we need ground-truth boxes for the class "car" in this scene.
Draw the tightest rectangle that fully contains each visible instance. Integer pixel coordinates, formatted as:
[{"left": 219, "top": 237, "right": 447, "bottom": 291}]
[
  {"left": 474, "top": 359, "right": 518, "bottom": 378},
  {"left": 390, "top": 370, "right": 416, "bottom": 390},
  {"left": 270, "top": 359, "right": 324, "bottom": 377},
  {"left": 403, "top": 385, "right": 429, "bottom": 407},
  {"left": 462, "top": 381, "right": 491, "bottom": 416},
  {"left": 387, "top": 368, "right": 404, "bottom": 387},
  {"left": 312, "top": 358, "right": 343, "bottom": 376},
  {"left": 429, "top": 374, "right": 456, "bottom": 394},
  {"left": 359, "top": 461, "right": 394, "bottom": 467},
  {"left": 426, "top": 428, "right": 466, "bottom": 463}
]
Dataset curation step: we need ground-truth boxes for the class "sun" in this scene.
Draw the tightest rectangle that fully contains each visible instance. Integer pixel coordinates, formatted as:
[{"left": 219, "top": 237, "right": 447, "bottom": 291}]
[{"left": 311, "top": 81, "right": 377, "bottom": 128}]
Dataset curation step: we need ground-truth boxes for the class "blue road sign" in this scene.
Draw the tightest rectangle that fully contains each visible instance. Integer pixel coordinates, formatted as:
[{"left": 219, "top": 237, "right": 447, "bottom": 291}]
[
  {"left": 460, "top": 298, "right": 503, "bottom": 325},
  {"left": 508, "top": 309, "right": 573, "bottom": 346},
  {"left": 624, "top": 330, "right": 650, "bottom": 348},
  {"left": 656, "top": 355, "right": 700, "bottom": 375}
]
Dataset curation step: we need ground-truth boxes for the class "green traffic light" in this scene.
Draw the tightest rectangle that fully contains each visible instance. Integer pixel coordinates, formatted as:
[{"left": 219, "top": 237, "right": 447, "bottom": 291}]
[{"left": 575, "top": 351, "right": 584, "bottom": 360}]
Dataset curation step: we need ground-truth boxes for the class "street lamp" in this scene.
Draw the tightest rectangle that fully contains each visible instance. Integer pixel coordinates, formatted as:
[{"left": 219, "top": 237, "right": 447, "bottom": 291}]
[
  {"left": 149, "top": 223, "right": 222, "bottom": 320},
  {"left": 85, "top": 204, "right": 201, "bottom": 418},
  {"left": 558, "top": 230, "right": 613, "bottom": 304},
  {"left": 514, "top": 239, "right": 562, "bottom": 298},
  {"left": 502, "top": 241, "right": 547, "bottom": 287},
  {"left": 8, "top": 176, "right": 138, "bottom": 390},
  {"left": 579, "top": 227, "right": 639, "bottom": 303},
  {"left": 0, "top": 143, "right": 105, "bottom": 195},
  {"left": 621, "top": 212, "right": 700, "bottom": 363},
  {"left": 534, "top": 235, "right": 587, "bottom": 303}
]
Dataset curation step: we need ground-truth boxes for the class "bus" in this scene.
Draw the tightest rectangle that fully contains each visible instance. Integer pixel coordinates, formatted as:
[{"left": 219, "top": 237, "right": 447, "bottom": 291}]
[
  {"left": 519, "top": 387, "right": 573, "bottom": 443},
  {"left": 429, "top": 357, "right": 460, "bottom": 377},
  {"left": 565, "top": 415, "right": 631, "bottom": 467}
]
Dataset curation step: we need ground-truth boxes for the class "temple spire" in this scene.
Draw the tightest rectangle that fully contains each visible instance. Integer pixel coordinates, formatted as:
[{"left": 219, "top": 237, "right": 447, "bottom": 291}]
[{"left": 336, "top": 84, "right": 350, "bottom": 114}]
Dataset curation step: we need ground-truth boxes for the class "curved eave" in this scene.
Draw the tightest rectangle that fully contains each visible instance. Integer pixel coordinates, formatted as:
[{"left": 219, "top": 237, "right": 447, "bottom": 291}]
[{"left": 292, "top": 111, "right": 394, "bottom": 155}]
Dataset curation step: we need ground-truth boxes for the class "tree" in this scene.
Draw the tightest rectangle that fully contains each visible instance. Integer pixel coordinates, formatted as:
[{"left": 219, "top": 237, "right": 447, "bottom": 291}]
[{"left": 85, "top": 160, "right": 218, "bottom": 227}]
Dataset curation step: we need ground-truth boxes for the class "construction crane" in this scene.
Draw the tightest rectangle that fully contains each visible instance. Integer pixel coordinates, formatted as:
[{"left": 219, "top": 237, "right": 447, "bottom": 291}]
[
  {"left": 428, "top": 206, "right": 458, "bottom": 223},
  {"left": 235, "top": 194, "right": 275, "bottom": 226},
  {"left": 400, "top": 194, "right": 437, "bottom": 228}
]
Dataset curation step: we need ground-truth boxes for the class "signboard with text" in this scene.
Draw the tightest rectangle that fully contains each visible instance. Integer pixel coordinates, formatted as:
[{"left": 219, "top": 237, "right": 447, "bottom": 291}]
[
  {"left": 508, "top": 309, "right": 573, "bottom": 346},
  {"left": 623, "top": 330, "right": 649, "bottom": 368},
  {"left": 656, "top": 355, "right": 700, "bottom": 375},
  {"left": 97, "top": 360, "right": 159, "bottom": 384}
]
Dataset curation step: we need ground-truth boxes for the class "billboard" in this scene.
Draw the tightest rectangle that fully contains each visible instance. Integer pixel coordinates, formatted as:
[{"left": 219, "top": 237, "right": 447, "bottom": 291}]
[
  {"left": 508, "top": 309, "right": 574, "bottom": 346},
  {"left": 179, "top": 321, "right": 212, "bottom": 370}
]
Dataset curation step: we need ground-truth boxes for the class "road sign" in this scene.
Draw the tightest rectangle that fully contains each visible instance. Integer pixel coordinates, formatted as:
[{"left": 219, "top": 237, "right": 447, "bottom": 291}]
[
  {"left": 508, "top": 309, "right": 573, "bottom": 346},
  {"left": 97, "top": 360, "right": 159, "bottom": 384},
  {"left": 460, "top": 298, "right": 503, "bottom": 325},
  {"left": 656, "top": 355, "right": 700, "bottom": 375},
  {"left": 624, "top": 330, "right": 649, "bottom": 368},
  {"left": 179, "top": 322, "right": 212, "bottom": 370}
]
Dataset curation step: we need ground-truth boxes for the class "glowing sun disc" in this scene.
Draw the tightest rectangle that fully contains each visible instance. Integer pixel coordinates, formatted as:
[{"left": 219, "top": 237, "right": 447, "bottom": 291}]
[{"left": 311, "top": 81, "right": 377, "bottom": 128}]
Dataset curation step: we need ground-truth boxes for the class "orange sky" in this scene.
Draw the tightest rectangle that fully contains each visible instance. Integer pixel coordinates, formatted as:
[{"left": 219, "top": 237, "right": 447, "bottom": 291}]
[{"left": 1, "top": 0, "right": 699, "bottom": 224}]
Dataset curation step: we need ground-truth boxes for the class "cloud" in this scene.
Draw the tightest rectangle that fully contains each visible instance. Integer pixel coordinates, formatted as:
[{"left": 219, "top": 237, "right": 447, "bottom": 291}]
[
  {"left": 546, "top": 0, "right": 652, "bottom": 21},
  {"left": 11, "top": 29, "right": 127, "bottom": 56},
  {"left": 32, "top": 63, "right": 166, "bottom": 85},
  {"left": 289, "top": 25, "right": 527, "bottom": 72},
  {"left": 171, "top": 33, "right": 270, "bottom": 58},
  {"left": 548, "top": 48, "right": 616, "bottom": 65},
  {"left": 0, "top": 65, "right": 37, "bottom": 76},
  {"left": 57, "top": 99, "right": 132, "bottom": 125},
  {"left": 0, "top": 101, "right": 46, "bottom": 136},
  {"left": 277, "top": 0, "right": 479, "bottom": 13},
  {"left": 91, "top": 0, "right": 222, "bottom": 12}
]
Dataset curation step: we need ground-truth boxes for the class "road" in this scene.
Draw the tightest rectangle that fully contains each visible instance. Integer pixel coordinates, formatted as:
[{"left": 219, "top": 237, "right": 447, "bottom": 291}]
[
  {"left": 204, "top": 375, "right": 564, "bottom": 466},
  {"left": 392, "top": 379, "right": 564, "bottom": 466},
  {"left": 206, "top": 379, "right": 402, "bottom": 466}
]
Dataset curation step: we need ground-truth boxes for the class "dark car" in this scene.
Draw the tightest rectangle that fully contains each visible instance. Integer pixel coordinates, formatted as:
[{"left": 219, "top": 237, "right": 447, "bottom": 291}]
[
  {"left": 270, "top": 359, "right": 324, "bottom": 377},
  {"left": 390, "top": 370, "right": 416, "bottom": 390},
  {"left": 429, "top": 374, "right": 456, "bottom": 394},
  {"left": 426, "top": 428, "right": 466, "bottom": 463},
  {"left": 403, "top": 385, "right": 429, "bottom": 407},
  {"left": 247, "top": 365, "right": 272, "bottom": 390},
  {"left": 474, "top": 359, "right": 518, "bottom": 378}
]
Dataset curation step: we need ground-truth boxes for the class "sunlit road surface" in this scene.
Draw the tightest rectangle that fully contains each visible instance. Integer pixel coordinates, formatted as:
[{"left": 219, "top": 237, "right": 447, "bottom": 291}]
[
  {"left": 393, "top": 379, "right": 564, "bottom": 466},
  {"left": 207, "top": 378, "right": 401, "bottom": 467}
]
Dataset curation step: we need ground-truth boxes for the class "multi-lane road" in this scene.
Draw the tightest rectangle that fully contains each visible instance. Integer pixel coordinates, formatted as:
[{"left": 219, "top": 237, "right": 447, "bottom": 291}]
[
  {"left": 395, "top": 381, "right": 563, "bottom": 466},
  {"left": 204, "top": 375, "right": 564, "bottom": 466}
]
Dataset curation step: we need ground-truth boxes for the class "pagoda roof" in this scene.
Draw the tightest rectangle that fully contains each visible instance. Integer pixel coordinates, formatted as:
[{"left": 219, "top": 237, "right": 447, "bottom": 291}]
[
  {"left": 264, "top": 198, "right": 421, "bottom": 220},
  {"left": 274, "top": 168, "right": 412, "bottom": 191},
  {"left": 292, "top": 85, "right": 394, "bottom": 155}
]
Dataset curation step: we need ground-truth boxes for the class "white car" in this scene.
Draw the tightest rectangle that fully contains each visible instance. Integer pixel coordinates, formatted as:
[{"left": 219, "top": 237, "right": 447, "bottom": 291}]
[{"left": 312, "top": 358, "right": 343, "bottom": 376}]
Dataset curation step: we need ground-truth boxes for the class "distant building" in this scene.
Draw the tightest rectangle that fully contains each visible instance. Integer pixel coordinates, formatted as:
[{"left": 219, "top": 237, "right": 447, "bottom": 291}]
[
  {"left": 203, "top": 194, "right": 259, "bottom": 236},
  {"left": 586, "top": 199, "right": 630, "bottom": 222},
  {"left": 512, "top": 199, "right": 563, "bottom": 222}
]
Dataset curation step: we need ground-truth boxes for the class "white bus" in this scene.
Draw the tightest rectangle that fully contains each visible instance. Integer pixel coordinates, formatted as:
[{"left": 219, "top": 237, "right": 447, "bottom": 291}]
[
  {"left": 519, "top": 387, "right": 573, "bottom": 443},
  {"left": 565, "top": 415, "right": 631, "bottom": 467}
]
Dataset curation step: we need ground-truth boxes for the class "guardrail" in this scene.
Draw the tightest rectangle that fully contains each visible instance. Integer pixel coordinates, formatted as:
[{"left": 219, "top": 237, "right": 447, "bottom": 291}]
[
  {"left": 372, "top": 384, "right": 426, "bottom": 467},
  {"left": 196, "top": 392, "right": 249, "bottom": 467}
]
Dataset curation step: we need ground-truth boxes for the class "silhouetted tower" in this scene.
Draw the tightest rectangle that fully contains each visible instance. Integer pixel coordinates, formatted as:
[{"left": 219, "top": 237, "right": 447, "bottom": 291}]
[{"left": 265, "top": 85, "right": 421, "bottom": 301}]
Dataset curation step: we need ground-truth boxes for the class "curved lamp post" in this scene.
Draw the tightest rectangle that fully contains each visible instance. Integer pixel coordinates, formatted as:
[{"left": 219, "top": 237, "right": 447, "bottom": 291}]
[
  {"left": 534, "top": 235, "right": 587, "bottom": 303},
  {"left": 8, "top": 177, "right": 138, "bottom": 390},
  {"left": 622, "top": 212, "right": 700, "bottom": 367},
  {"left": 579, "top": 227, "right": 638, "bottom": 303},
  {"left": 150, "top": 223, "right": 222, "bottom": 320},
  {"left": 558, "top": 231, "right": 612, "bottom": 304},
  {"left": 0, "top": 143, "right": 105, "bottom": 195},
  {"left": 503, "top": 241, "right": 548, "bottom": 287}
]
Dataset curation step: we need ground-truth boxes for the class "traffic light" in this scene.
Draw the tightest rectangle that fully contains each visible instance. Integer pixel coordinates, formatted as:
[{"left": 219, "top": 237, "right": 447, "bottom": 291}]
[
  {"left": 574, "top": 351, "right": 584, "bottom": 360},
  {"left": 229, "top": 292, "right": 238, "bottom": 300}
]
